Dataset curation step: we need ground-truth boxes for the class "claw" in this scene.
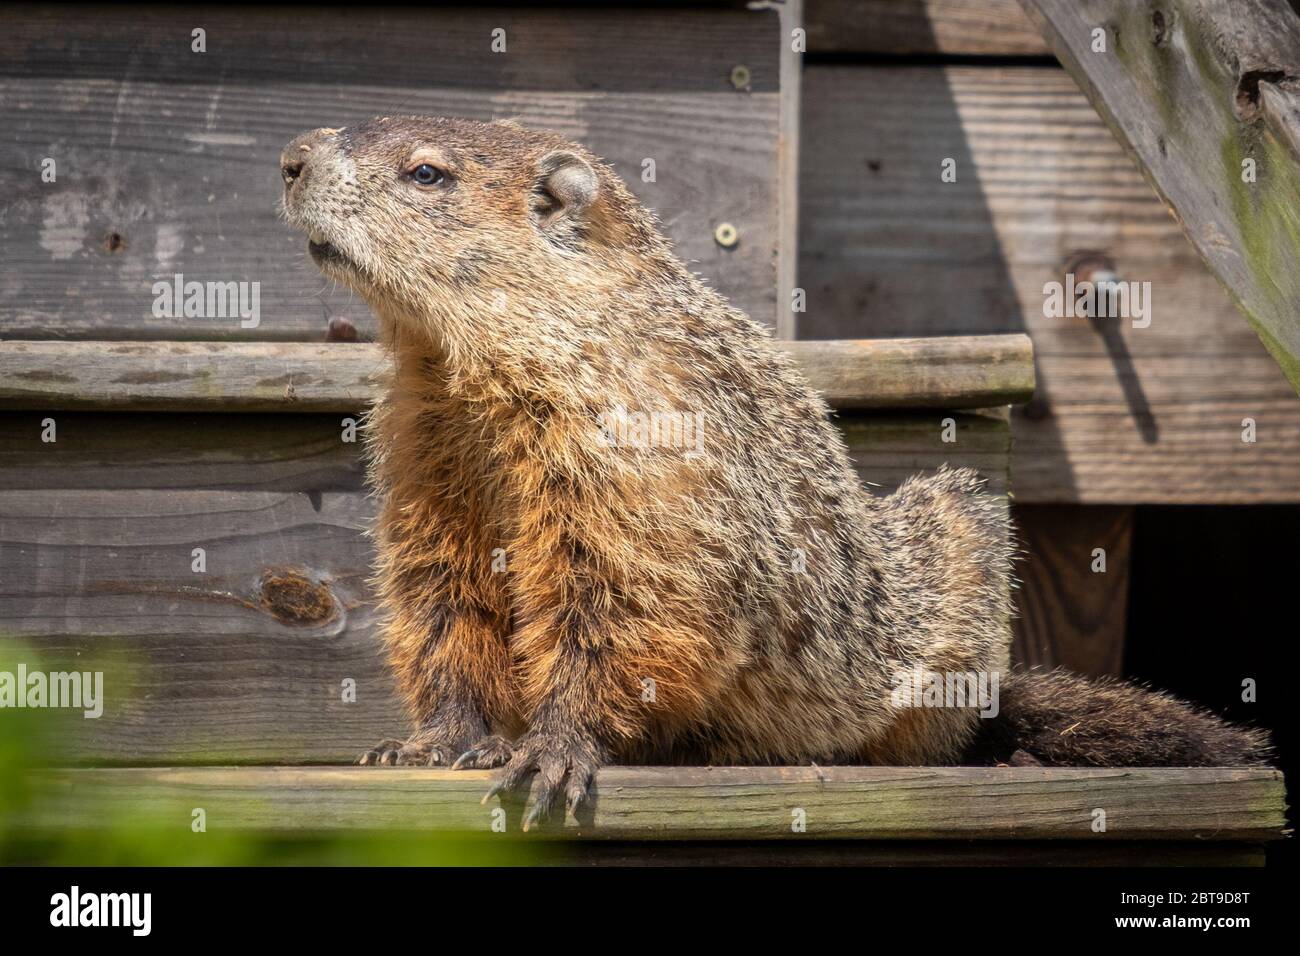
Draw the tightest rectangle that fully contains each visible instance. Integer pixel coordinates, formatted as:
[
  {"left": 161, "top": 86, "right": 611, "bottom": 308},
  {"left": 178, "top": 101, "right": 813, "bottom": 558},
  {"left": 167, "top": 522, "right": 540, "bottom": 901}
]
[
  {"left": 451, "top": 736, "right": 514, "bottom": 771},
  {"left": 479, "top": 732, "right": 600, "bottom": 829},
  {"left": 565, "top": 784, "right": 586, "bottom": 817},
  {"left": 359, "top": 742, "right": 398, "bottom": 766},
  {"left": 520, "top": 777, "right": 561, "bottom": 832},
  {"left": 451, "top": 749, "right": 476, "bottom": 771},
  {"left": 522, "top": 800, "right": 549, "bottom": 833}
]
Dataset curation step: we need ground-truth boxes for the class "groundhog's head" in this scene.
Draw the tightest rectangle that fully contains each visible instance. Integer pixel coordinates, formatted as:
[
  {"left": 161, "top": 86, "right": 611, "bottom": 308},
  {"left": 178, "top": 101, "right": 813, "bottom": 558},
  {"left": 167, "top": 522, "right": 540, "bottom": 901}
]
[{"left": 280, "top": 116, "right": 658, "bottom": 343}]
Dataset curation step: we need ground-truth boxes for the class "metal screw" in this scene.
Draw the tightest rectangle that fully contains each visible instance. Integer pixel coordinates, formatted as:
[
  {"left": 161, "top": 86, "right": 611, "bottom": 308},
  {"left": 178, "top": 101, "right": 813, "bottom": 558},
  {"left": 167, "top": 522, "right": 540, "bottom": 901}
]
[
  {"left": 1064, "top": 251, "right": 1119, "bottom": 288},
  {"left": 730, "top": 64, "right": 751, "bottom": 90},
  {"left": 1064, "top": 251, "right": 1122, "bottom": 321}
]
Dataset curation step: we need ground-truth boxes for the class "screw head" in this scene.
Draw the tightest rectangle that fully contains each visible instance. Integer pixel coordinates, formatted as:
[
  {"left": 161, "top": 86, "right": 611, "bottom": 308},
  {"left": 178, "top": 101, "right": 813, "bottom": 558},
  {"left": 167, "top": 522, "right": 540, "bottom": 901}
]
[
  {"left": 729, "top": 64, "right": 751, "bottom": 90},
  {"left": 1063, "top": 250, "right": 1119, "bottom": 286},
  {"left": 714, "top": 222, "right": 739, "bottom": 248}
]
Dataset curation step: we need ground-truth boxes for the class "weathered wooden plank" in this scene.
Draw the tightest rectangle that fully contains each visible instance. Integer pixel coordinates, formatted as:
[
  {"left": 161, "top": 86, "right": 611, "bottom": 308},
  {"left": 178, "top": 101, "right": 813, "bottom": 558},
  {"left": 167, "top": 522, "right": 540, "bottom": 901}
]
[
  {"left": 14, "top": 766, "right": 1287, "bottom": 841},
  {"left": 0, "top": 4, "right": 782, "bottom": 337},
  {"left": 560, "top": 840, "right": 1268, "bottom": 866},
  {"left": 0, "top": 488, "right": 403, "bottom": 764},
  {"left": 806, "top": 0, "right": 1051, "bottom": 56},
  {"left": 1011, "top": 505, "right": 1132, "bottom": 677},
  {"left": 0, "top": 411, "right": 1009, "bottom": 496},
  {"left": 1019, "top": 0, "right": 1300, "bottom": 391},
  {"left": 0, "top": 342, "right": 388, "bottom": 413},
  {"left": 842, "top": 410, "right": 1010, "bottom": 496},
  {"left": 1013, "top": 357, "right": 1300, "bottom": 503},
  {"left": 799, "top": 64, "right": 1300, "bottom": 502},
  {"left": 0, "top": 411, "right": 1009, "bottom": 495},
  {"left": 794, "top": 337, "right": 1033, "bottom": 409},
  {"left": 0, "top": 337, "right": 1036, "bottom": 412},
  {"left": 0, "top": 413, "right": 364, "bottom": 492}
]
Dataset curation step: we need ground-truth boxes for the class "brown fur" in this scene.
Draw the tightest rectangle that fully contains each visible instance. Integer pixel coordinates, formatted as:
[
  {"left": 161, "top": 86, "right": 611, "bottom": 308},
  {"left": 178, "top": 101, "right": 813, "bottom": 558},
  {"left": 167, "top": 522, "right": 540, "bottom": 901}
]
[
  {"left": 279, "top": 117, "right": 1270, "bottom": 824},
  {"left": 967, "top": 670, "right": 1272, "bottom": 767}
]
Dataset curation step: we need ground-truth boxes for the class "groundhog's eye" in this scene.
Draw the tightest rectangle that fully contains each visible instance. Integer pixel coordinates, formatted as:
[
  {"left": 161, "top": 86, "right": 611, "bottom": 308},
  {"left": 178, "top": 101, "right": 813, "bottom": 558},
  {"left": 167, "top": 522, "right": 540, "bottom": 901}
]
[{"left": 410, "top": 163, "right": 446, "bottom": 187}]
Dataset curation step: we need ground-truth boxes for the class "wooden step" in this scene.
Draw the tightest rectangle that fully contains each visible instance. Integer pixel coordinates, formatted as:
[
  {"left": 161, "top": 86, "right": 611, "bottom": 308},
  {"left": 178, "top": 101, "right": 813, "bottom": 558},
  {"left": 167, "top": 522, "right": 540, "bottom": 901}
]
[
  {"left": 15, "top": 766, "right": 1287, "bottom": 842},
  {"left": 0, "top": 335, "right": 1027, "bottom": 766},
  {"left": 0, "top": 336, "right": 1035, "bottom": 413}
]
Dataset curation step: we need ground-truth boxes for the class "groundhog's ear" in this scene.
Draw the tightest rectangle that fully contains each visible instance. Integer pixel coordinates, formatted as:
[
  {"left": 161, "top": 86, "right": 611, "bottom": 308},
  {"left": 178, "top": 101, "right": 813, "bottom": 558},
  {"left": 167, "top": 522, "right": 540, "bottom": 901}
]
[{"left": 531, "top": 150, "right": 599, "bottom": 230}]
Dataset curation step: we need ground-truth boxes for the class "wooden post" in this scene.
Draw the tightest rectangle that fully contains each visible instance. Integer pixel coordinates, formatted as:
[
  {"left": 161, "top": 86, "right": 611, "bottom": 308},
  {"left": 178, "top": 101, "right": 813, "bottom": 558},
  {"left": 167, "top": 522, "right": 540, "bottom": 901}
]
[
  {"left": 776, "top": 0, "right": 803, "bottom": 339},
  {"left": 1012, "top": 505, "right": 1134, "bottom": 676}
]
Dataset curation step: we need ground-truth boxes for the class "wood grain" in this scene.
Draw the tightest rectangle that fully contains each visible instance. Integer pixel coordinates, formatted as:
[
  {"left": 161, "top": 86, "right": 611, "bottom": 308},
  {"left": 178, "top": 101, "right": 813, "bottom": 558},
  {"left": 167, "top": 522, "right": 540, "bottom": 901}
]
[
  {"left": 558, "top": 840, "right": 1268, "bottom": 866},
  {"left": 805, "top": 0, "right": 1050, "bottom": 56},
  {"left": 799, "top": 64, "right": 1300, "bottom": 502},
  {"left": 1020, "top": 0, "right": 1300, "bottom": 391},
  {"left": 0, "top": 410, "right": 1009, "bottom": 496},
  {"left": 0, "top": 337, "right": 1036, "bottom": 413},
  {"left": 0, "top": 4, "right": 782, "bottom": 336},
  {"left": 0, "top": 487, "right": 403, "bottom": 764},
  {"left": 842, "top": 410, "right": 1010, "bottom": 496},
  {"left": 1011, "top": 505, "right": 1132, "bottom": 676},
  {"left": 16, "top": 766, "right": 1287, "bottom": 841},
  {"left": 0, "top": 413, "right": 365, "bottom": 492}
]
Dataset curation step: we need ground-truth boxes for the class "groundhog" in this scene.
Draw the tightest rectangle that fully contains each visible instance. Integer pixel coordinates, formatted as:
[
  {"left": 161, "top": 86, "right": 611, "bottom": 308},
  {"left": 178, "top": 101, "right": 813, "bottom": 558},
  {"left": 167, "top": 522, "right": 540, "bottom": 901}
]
[{"left": 279, "top": 117, "right": 1270, "bottom": 828}]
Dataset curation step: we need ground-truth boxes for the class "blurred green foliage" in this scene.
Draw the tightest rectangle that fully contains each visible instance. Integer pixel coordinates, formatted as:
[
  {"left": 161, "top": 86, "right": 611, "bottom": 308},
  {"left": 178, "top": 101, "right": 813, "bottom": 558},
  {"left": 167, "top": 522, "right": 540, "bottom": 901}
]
[{"left": 0, "top": 640, "right": 545, "bottom": 866}]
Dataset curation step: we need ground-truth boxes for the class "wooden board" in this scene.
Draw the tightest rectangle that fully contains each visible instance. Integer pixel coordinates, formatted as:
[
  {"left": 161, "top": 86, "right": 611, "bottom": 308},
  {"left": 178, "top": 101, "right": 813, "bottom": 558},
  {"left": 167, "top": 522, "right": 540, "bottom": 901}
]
[
  {"left": 1020, "top": 0, "right": 1300, "bottom": 391},
  {"left": 0, "top": 337, "right": 1036, "bottom": 413},
  {"left": 0, "top": 411, "right": 1010, "bottom": 498},
  {"left": 799, "top": 64, "right": 1300, "bottom": 502},
  {"left": 842, "top": 410, "right": 1010, "bottom": 496},
  {"left": 0, "top": 487, "right": 403, "bottom": 764},
  {"left": 556, "top": 840, "right": 1269, "bottom": 866},
  {"left": 0, "top": 410, "right": 1009, "bottom": 764},
  {"left": 0, "top": 413, "right": 365, "bottom": 492},
  {"left": 15, "top": 766, "right": 1287, "bottom": 841},
  {"left": 1011, "top": 505, "right": 1132, "bottom": 677},
  {"left": 0, "top": 4, "right": 782, "bottom": 337},
  {"left": 806, "top": 0, "right": 1050, "bottom": 56}
]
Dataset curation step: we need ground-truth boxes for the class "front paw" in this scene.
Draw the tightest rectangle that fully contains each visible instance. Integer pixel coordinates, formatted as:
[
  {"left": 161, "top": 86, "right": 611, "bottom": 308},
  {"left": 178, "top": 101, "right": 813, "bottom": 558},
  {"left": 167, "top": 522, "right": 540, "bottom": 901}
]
[
  {"left": 481, "top": 730, "right": 602, "bottom": 831},
  {"left": 356, "top": 736, "right": 459, "bottom": 767},
  {"left": 451, "top": 735, "right": 515, "bottom": 770}
]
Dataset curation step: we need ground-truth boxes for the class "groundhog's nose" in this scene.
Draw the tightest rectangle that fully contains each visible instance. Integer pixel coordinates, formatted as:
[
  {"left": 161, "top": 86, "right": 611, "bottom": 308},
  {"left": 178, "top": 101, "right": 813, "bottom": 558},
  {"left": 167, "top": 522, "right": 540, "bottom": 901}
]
[{"left": 280, "top": 127, "right": 341, "bottom": 193}]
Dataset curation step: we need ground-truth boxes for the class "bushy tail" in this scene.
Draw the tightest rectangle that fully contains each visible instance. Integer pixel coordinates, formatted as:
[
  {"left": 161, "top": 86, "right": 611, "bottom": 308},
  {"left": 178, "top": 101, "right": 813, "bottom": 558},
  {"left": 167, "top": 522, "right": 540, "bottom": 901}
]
[{"left": 969, "top": 669, "right": 1271, "bottom": 767}]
